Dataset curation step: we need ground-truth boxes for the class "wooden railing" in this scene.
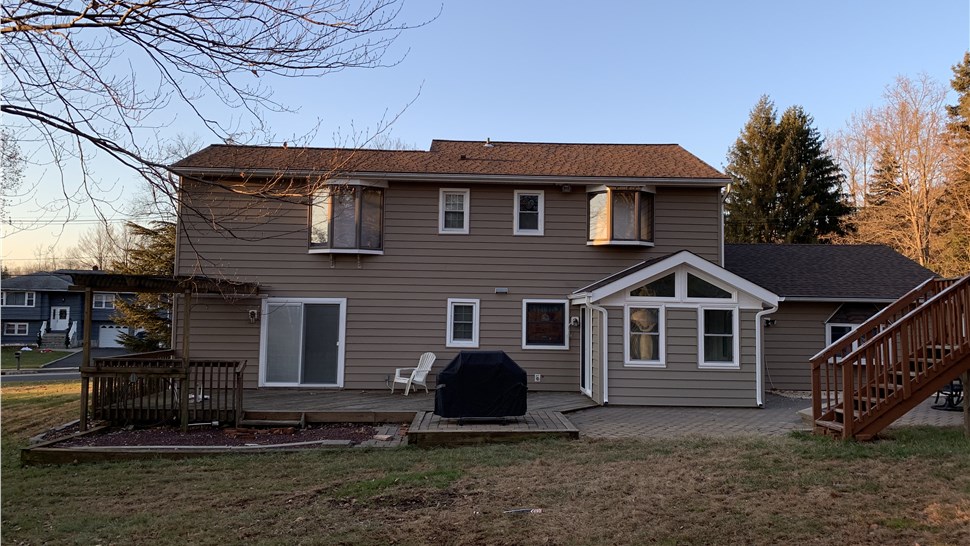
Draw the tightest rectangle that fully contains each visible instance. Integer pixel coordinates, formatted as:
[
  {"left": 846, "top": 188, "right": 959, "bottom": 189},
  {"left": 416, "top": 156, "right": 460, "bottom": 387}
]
[
  {"left": 80, "top": 350, "right": 245, "bottom": 431},
  {"left": 811, "top": 275, "right": 970, "bottom": 439}
]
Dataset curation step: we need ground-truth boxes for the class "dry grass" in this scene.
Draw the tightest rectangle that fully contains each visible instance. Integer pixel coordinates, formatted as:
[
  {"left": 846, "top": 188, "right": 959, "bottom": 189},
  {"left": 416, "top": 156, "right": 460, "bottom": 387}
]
[{"left": 2, "top": 381, "right": 969, "bottom": 545}]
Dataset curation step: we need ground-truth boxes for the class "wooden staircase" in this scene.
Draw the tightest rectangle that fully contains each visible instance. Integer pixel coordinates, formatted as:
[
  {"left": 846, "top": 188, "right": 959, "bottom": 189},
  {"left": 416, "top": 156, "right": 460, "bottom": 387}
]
[{"left": 810, "top": 275, "right": 970, "bottom": 440}]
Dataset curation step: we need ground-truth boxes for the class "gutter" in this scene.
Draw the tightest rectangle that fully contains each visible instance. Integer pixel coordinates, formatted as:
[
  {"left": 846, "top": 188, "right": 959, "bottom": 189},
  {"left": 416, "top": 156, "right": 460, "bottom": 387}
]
[{"left": 755, "top": 304, "right": 779, "bottom": 408}]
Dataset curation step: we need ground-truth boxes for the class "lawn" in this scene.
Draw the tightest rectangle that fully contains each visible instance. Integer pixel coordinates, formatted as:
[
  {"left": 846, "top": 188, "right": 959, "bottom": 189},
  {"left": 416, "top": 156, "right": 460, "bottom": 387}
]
[
  {"left": 0, "top": 346, "right": 73, "bottom": 369},
  {"left": 2, "top": 381, "right": 969, "bottom": 545}
]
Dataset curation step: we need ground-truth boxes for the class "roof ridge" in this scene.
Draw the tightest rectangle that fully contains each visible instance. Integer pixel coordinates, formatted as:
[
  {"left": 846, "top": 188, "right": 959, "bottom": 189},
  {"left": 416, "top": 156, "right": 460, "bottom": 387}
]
[{"left": 431, "top": 139, "right": 683, "bottom": 147}]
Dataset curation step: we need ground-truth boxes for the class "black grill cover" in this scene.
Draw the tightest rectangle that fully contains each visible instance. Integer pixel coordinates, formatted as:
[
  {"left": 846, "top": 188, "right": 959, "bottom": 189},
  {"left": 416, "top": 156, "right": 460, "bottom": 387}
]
[{"left": 434, "top": 351, "right": 527, "bottom": 418}]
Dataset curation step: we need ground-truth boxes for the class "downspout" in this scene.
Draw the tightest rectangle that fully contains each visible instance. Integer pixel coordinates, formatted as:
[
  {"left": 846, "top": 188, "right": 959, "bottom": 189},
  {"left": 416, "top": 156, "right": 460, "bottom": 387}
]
[
  {"left": 591, "top": 303, "right": 609, "bottom": 405},
  {"left": 755, "top": 304, "right": 778, "bottom": 408}
]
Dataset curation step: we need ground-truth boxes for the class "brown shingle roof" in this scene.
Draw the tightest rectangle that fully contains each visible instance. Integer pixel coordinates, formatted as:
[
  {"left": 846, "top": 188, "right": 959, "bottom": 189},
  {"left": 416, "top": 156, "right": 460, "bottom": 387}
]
[
  {"left": 172, "top": 139, "right": 727, "bottom": 181},
  {"left": 724, "top": 244, "right": 937, "bottom": 300}
]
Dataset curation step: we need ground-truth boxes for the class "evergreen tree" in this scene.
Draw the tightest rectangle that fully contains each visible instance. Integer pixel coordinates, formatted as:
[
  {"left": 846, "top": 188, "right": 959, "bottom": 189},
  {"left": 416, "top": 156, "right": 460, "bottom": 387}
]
[
  {"left": 941, "top": 51, "right": 970, "bottom": 274},
  {"left": 725, "top": 96, "right": 853, "bottom": 243},
  {"left": 111, "top": 222, "right": 176, "bottom": 352}
]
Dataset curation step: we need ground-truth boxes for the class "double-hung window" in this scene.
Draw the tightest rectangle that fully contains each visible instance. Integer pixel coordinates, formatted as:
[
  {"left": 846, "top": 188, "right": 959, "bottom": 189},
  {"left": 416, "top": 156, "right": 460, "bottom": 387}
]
[
  {"left": 93, "top": 293, "right": 116, "bottom": 309},
  {"left": 447, "top": 298, "right": 479, "bottom": 347},
  {"left": 309, "top": 181, "right": 385, "bottom": 253},
  {"left": 522, "top": 299, "right": 567, "bottom": 349},
  {"left": 513, "top": 190, "right": 544, "bottom": 235},
  {"left": 625, "top": 306, "right": 664, "bottom": 366},
  {"left": 2, "top": 291, "right": 35, "bottom": 307},
  {"left": 699, "top": 308, "right": 738, "bottom": 368},
  {"left": 439, "top": 189, "right": 470, "bottom": 234},
  {"left": 4, "top": 323, "right": 28, "bottom": 335}
]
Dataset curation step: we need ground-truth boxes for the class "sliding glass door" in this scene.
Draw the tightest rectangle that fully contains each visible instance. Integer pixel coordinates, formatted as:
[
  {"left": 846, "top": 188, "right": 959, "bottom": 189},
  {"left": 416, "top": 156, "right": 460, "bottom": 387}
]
[{"left": 261, "top": 298, "right": 345, "bottom": 387}]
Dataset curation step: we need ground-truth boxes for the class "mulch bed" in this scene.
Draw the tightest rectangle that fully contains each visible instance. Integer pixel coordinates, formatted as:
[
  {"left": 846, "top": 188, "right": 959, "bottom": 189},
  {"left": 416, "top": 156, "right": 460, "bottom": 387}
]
[{"left": 51, "top": 423, "right": 384, "bottom": 448}]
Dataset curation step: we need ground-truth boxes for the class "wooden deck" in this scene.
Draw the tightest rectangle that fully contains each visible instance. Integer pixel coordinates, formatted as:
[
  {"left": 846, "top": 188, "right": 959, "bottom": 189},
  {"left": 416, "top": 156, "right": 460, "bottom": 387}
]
[
  {"left": 407, "top": 410, "right": 580, "bottom": 446},
  {"left": 241, "top": 389, "right": 595, "bottom": 445}
]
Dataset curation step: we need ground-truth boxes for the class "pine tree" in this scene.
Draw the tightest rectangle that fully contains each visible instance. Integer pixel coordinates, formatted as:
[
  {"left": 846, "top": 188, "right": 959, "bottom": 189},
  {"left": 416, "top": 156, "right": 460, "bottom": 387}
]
[
  {"left": 111, "top": 222, "right": 176, "bottom": 352},
  {"left": 725, "top": 96, "right": 853, "bottom": 243},
  {"left": 941, "top": 51, "right": 970, "bottom": 275}
]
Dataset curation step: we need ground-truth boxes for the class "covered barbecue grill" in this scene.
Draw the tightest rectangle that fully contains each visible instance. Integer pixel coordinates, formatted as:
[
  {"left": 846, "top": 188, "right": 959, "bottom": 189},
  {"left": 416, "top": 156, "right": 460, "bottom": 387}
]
[{"left": 434, "top": 350, "right": 527, "bottom": 419}]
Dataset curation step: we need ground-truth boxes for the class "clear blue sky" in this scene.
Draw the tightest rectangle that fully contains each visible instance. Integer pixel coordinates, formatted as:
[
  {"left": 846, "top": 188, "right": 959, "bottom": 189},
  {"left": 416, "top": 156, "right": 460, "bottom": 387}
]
[{"left": 3, "top": 0, "right": 969, "bottom": 264}]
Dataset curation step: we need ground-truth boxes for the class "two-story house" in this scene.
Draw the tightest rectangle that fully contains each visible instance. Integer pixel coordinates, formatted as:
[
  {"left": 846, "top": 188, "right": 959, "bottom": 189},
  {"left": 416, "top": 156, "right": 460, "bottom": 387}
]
[
  {"left": 1, "top": 271, "right": 136, "bottom": 348},
  {"left": 170, "top": 139, "right": 935, "bottom": 407}
]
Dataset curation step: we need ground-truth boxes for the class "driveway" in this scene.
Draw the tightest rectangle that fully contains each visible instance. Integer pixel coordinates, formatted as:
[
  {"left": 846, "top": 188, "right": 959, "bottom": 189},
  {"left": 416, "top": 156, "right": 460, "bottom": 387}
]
[{"left": 42, "top": 348, "right": 131, "bottom": 369}]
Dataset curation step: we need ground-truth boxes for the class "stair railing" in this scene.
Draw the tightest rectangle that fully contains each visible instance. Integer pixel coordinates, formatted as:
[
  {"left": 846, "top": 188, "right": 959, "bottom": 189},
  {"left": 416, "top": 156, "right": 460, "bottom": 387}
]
[
  {"left": 811, "top": 275, "right": 970, "bottom": 438},
  {"left": 67, "top": 321, "right": 78, "bottom": 347}
]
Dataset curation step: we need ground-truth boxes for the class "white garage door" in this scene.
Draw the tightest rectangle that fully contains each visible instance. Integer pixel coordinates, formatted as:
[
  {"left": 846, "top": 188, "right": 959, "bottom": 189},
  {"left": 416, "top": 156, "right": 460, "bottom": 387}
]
[{"left": 98, "top": 325, "right": 125, "bottom": 348}]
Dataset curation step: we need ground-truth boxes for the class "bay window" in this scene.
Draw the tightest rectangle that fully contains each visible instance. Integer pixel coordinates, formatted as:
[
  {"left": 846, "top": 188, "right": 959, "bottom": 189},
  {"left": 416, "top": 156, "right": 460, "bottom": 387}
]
[
  {"left": 309, "top": 181, "right": 384, "bottom": 254},
  {"left": 587, "top": 188, "right": 654, "bottom": 245}
]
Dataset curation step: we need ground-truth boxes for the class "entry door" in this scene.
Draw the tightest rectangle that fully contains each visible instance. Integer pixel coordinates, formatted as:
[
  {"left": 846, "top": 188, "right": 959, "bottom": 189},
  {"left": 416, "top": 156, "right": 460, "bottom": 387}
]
[
  {"left": 261, "top": 299, "right": 345, "bottom": 386},
  {"left": 50, "top": 306, "right": 70, "bottom": 331}
]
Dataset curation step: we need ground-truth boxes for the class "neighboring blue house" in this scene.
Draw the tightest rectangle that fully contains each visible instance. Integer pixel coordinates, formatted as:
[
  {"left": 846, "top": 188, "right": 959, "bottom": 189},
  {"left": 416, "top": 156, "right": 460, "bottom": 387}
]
[{"left": 1, "top": 271, "right": 135, "bottom": 348}]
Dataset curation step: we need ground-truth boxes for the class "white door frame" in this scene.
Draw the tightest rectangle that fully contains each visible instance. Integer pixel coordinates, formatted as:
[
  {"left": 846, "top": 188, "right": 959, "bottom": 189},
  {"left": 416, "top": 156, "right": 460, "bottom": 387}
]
[
  {"left": 50, "top": 306, "right": 70, "bottom": 330},
  {"left": 258, "top": 297, "right": 347, "bottom": 387}
]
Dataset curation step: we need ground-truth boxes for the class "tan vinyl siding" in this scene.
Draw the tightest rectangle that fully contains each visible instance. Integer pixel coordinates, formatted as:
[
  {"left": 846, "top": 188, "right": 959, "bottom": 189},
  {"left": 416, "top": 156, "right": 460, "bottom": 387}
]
[
  {"left": 763, "top": 302, "right": 838, "bottom": 391},
  {"left": 177, "top": 180, "right": 722, "bottom": 391},
  {"left": 606, "top": 307, "right": 758, "bottom": 407}
]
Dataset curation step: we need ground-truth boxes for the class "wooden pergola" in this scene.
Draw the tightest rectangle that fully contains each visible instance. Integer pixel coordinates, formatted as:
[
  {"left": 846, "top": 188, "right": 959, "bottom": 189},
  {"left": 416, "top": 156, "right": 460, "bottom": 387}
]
[{"left": 68, "top": 272, "right": 260, "bottom": 430}]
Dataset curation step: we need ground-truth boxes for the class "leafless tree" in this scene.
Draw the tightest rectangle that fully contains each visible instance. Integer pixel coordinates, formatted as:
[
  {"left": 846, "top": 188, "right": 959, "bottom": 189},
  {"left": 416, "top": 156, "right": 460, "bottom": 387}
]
[
  {"left": 64, "top": 222, "right": 133, "bottom": 271},
  {"left": 2, "top": 1, "right": 434, "bottom": 223},
  {"left": 0, "top": 127, "right": 26, "bottom": 217},
  {"left": 834, "top": 75, "right": 950, "bottom": 270}
]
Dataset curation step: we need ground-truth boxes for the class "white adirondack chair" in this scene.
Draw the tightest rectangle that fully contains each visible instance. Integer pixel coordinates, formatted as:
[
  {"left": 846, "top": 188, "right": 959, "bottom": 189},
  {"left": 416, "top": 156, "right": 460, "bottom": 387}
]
[{"left": 391, "top": 352, "right": 436, "bottom": 395}]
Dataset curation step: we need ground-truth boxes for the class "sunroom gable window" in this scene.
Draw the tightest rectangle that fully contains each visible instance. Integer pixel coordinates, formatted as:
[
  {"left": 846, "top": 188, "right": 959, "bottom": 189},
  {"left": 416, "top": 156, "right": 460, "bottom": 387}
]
[
  {"left": 687, "top": 273, "right": 732, "bottom": 299},
  {"left": 630, "top": 273, "right": 675, "bottom": 298},
  {"left": 309, "top": 180, "right": 385, "bottom": 254},
  {"left": 587, "top": 187, "right": 654, "bottom": 246}
]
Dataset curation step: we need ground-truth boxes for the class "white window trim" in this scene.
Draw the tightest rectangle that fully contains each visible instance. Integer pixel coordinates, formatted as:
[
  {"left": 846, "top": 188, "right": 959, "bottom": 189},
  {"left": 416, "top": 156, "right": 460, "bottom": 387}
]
[
  {"left": 439, "top": 188, "right": 470, "bottom": 234},
  {"left": 624, "top": 304, "right": 666, "bottom": 367},
  {"left": 698, "top": 306, "right": 740, "bottom": 369},
  {"left": 446, "top": 298, "right": 479, "bottom": 348},
  {"left": 513, "top": 190, "right": 544, "bottom": 236},
  {"left": 2, "top": 291, "right": 36, "bottom": 307},
  {"left": 93, "top": 293, "right": 116, "bottom": 309},
  {"left": 4, "top": 323, "right": 29, "bottom": 335},
  {"left": 257, "top": 297, "right": 347, "bottom": 388},
  {"left": 521, "top": 299, "right": 568, "bottom": 350}
]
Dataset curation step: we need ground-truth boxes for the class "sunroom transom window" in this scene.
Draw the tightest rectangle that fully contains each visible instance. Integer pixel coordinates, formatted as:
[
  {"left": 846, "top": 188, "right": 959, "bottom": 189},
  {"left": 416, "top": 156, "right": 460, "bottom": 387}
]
[
  {"left": 587, "top": 187, "right": 654, "bottom": 246},
  {"left": 309, "top": 181, "right": 385, "bottom": 254}
]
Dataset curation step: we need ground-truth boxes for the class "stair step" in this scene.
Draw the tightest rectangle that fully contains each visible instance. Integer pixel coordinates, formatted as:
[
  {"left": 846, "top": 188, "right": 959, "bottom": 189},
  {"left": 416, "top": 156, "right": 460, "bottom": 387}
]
[
  {"left": 238, "top": 419, "right": 304, "bottom": 428},
  {"left": 815, "top": 420, "right": 844, "bottom": 433}
]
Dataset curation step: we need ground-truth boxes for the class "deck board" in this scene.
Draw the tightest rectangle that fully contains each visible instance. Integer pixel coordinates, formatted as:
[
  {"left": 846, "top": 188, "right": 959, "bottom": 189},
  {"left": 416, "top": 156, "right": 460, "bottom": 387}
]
[{"left": 407, "top": 410, "right": 580, "bottom": 446}]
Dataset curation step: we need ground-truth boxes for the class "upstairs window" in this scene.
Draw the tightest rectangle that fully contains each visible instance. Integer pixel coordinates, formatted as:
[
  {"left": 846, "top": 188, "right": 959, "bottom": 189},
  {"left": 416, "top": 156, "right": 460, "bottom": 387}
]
[
  {"left": 513, "top": 190, "right": 544, "bottom": 236},
  {"left": 93, "top": 293, "right": 116, "bottom": 309},
  {"left": 587, "top": 188, "right": 654, "bottom": 246},
  {"left": 439, "top": 189, "right": 470, "bottom": 234},
  {"left": 2, "top": 291, "right": 35, "bottom": 307},
  {"left": 310, "top": 182, "right": 384, "bottom": 254}
]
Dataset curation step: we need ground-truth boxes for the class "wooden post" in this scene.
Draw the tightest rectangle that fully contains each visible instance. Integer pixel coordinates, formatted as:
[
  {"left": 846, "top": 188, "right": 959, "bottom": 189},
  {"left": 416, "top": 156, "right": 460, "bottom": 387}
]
[
  {"left": 79, "top": 287, "right": 94, "bottom": 431},
  {"left": 961, "top": 372, "right": 970, "bottom": 438},
  {"left": 180, "top": 290, "right": 191, "bottom": 432}
]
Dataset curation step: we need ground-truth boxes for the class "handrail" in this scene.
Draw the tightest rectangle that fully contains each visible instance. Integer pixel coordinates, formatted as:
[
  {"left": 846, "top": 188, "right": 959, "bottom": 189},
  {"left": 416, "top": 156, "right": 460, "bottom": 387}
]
[
  {"left": 811, "top": 277, "right": 952, "bottom": 364},
  {"left": 812, "top": 274, "right": 970, "bottom": 438},
  {"left": 40, "top": 321, "right": 47, "bottom": 334},
  {"left": 68, "top": 321, "right": 78, "bottom": 346},
  {"left": 813, "top": 277, "right": 965, "bottom": 368}
]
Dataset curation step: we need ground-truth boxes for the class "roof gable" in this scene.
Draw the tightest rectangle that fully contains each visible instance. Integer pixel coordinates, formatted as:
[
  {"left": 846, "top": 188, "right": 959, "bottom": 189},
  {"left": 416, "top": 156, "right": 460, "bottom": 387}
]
[
  {"left": 572, "top": 250, "right": 779, "bottom": 306},
  {"left": 723, "top": 244, "right": 937, "bottom": 301}
]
